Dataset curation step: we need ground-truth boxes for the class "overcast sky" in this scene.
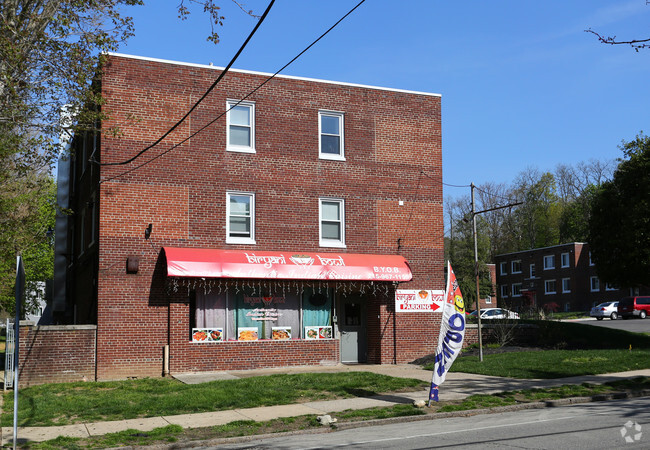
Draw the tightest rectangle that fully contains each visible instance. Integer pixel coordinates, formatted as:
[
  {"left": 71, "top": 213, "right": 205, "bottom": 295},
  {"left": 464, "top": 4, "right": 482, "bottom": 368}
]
[{"left": 118, "top": 0, "right": 650, "bottom": 200}]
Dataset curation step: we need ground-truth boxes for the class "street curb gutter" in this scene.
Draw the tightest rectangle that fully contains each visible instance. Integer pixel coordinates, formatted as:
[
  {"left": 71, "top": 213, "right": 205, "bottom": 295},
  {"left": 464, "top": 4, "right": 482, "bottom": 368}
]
[{"left": 156, "top": 390, "right": 650, "bottom": 449}]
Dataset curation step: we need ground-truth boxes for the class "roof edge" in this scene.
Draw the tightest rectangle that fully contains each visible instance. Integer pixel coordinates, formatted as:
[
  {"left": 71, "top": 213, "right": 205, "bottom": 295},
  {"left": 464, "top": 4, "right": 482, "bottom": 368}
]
[{"left": 105, "top": 52, "right": 442, "bottom": 98}]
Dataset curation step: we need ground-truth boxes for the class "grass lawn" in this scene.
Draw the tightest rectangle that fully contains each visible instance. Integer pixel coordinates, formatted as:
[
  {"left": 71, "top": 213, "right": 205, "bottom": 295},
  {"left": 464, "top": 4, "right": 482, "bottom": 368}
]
[
  {"left": 1, "top": 372, "right": 427, "bottom": 427},
  {"left": 442, "top": 349, "right": 650, "bottom": 379},
  {"left": 27, "top": 377, "right": 650, "bottom": 449}
]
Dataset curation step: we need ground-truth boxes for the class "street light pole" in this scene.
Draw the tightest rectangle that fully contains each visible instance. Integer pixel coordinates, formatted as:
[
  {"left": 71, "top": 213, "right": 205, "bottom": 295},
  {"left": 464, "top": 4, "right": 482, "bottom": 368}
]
[{"left": 471, "top": 183, "right": 484, "bottom": 362}]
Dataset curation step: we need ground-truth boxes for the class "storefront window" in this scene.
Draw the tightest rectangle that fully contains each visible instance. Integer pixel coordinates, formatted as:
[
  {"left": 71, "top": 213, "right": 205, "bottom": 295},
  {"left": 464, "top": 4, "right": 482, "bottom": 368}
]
[{"left": 192, "top": 285, "right": 333, "bottom": 342}]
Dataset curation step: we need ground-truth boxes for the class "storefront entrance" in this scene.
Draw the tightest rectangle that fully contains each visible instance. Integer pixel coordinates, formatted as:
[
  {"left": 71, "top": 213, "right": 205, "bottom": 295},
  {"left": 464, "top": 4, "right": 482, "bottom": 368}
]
[{"left": 339, "top": 294, "right": 367, "bottom": 363}]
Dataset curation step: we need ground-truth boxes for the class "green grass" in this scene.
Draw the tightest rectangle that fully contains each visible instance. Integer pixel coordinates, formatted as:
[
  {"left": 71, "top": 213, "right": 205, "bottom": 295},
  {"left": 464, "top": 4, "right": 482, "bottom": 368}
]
[
  {"left": 26, "top": 377, "right": 650, "bottom": 449},
  {"left": 440, "top": 349, "right": 650, "bottom": 379},
  {"left": 1, "top": 372, "right": 427, "bottom": 427}
]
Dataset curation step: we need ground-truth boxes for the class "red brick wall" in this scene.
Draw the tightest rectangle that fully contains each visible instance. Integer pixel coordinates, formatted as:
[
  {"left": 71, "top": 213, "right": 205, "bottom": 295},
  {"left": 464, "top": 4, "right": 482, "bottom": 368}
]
[
  {"left": 93, "top": 54, "right": 443, "bottom": 379},
  {"left": 17, "top": 325, "right": 96, "bottom": 387}
]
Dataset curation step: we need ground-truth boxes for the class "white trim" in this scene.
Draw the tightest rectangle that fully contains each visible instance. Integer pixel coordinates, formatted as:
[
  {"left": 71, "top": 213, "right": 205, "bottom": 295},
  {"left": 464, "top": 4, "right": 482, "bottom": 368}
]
[
  {"left": 560, "top": 252, "right": 570, "bottom": 268},
  {"left": 543, "top": 255, "right": 555, "bottom": 270},
  {"left": 226, "top": 191, "right": 256, "bottom": 244},
  {"left": 318, "top": 110, "right": 345, "bottom": 161},
  {"left": 106, "top": 52, "right": 442, "bottom": 98},
  {"left": 499, "top": 261, "right": 507, "bottom": 275},
  {"left": 511, "top": 283, "right": 522, "bottom": 297},
  {"left": 590, "top": 276, "right": 600, "bottom": 292},
  {"left": 511, "top": 260, "right": 522, "bottom": 274},
  {"left": 226, "top": 100, "right": 255, "bottom": 153},
  {"left": 500, "top": 285, "right": 508, "bottom": 298},
  {"left": 319, "top": 198, "right": 345, "bottom": 248},
  {"left": 544, "top": 279, "right": 556, "bottom": 295},
  {"left": 529, "top": 263, "right": 536, "bottom": 278}
]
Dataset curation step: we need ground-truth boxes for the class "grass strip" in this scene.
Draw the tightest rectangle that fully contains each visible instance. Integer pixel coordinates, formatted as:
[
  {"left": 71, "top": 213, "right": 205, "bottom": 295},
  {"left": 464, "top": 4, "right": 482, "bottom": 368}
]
[
  {"left": 1, "top": 372, "right": 426, "bottom": 427},
  {"left": 26, "top": 377, "right": 650, "bottom": 449},
  {"left": 422, "top": 349, "right": 650, "bottom": 379}
]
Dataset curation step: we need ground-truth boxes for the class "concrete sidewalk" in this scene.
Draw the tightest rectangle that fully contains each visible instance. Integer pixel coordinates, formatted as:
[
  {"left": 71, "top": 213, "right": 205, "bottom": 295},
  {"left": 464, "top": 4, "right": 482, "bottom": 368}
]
[{"left": 2, "top": 364, "right": 650, "bottom": 446}]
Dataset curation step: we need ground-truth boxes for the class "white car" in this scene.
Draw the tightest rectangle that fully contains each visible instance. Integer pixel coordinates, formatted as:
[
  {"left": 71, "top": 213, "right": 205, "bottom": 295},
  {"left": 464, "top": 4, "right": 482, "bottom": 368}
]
[
  {"left": 590, "top": 301, "right": 619, "bottom": 320},
  {"left": 469, "top": 308, "right": 519, "bottom": 320}
]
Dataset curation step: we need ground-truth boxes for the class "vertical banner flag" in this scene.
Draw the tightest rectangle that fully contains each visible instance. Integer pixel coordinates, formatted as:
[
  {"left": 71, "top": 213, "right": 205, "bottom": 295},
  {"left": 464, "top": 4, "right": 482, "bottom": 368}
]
[{"left": 429, "top": 261, "right": 465, "bottom": 404}]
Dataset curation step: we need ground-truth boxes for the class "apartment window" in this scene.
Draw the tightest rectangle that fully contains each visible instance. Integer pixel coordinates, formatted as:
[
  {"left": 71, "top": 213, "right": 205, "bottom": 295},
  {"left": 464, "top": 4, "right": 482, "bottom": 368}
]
[
  {"left": 485, "top": 296, "right": 492, "bottom": 304},
  {"left": 590, "top": 276, "right": 600, "bottom": 292},
  {"left": 561, "top": 252, "right": 570, "bottom": 268},
  {"left": 319, "top": 198, "right": 345, "bottom": 247},
  {"left": 562, "top": 278, "right": 571, "bottom": 293},
  {"left": 529, "top": 264, "right": 536, "bottom": 278},
  {"left": 512, "top": 283, "right": 522, "bottom": 297},
  {"left": 499, "top": 262, "right": 507, "bottom": 275},
  {"left": 589, "top": 251, "right": 594, "bottom": 266},
  {"left": 227, "top": 100, "right": 255, "bottom": 152},
  {"left": 319, "top": 111, "right": 344, "bottom": 160},
  {"left": 544, "top": 279, "right": 556, "bottom": 294},
  {"left": 543, "top": 255, "right": 555, "bottom": 270},
  {"left": 226, "top": 192, "right": 255, "bottom": 244},
  {"left": 511, "top": 260, "right": 522, "bottom": 274},
  {"left": 500, "top": 285, "right": 508, "bottom": 298},
  {"left": 606, "top": 282, "right": 618, "bottom": 291}
]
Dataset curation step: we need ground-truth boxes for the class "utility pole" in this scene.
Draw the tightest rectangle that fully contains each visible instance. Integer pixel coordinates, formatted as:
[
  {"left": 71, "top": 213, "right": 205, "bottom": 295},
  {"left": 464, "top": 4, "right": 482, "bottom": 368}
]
[{"left": 469, "top": 184, "right": 523, "bottom": 363}]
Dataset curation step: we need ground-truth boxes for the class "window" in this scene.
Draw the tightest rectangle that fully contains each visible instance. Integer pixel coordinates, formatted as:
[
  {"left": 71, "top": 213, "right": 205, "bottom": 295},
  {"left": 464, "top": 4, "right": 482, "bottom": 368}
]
[
  {"left": 499, "top": 262, "right": 507, "bottom": 275},
  {"left": 319, "top": 198, "right": 345, "bottom": 247},
  {"left": 500, "top": 285, "right": 508, "bottom": 298},
  {"left": 512, "top": 283, "right": 522, "bottom": 297},
  {"left": 562, "top": 278, "right": 571, "bottom": 293},
  {"left": 543, "top": 255, "right": 555, "bottom": 270},
  {"left": 590, "top": 276, "right": 600, "bottom": 292},
  {"left": 529, "top": 264, "right": 536, "bottom": 278},
  {"left": 544, "top": 279, "right": 556, "bottom": 294},
  {"left": 227, "top": 100, "right": 255, "bottom": 152},
  {"left": 226, "top": 192, "right": 255, "bottom": 244},
  {"left": 319, "top": 111, "right": 344, "bottom": 160},
  {"left": 606, "top": 282, "right": 618, "bottom": 291},
  {"left": 589, "top": 251, "right": 594, "bottom": 266},
  {"left": 561, "top": 252, "right": 570, "bottom": 268},
  {"left": 511, "top": 260, "right": 522, "bottom": 274},
  {"left": 485, "top": 296, "right": 492, "bottom": 304}
]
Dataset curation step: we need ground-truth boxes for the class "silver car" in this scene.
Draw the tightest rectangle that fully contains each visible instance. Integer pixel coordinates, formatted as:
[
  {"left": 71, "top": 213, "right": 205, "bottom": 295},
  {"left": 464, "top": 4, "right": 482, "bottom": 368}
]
[{"left": 590, "top": 301, "right": 619, "bottom": 320}]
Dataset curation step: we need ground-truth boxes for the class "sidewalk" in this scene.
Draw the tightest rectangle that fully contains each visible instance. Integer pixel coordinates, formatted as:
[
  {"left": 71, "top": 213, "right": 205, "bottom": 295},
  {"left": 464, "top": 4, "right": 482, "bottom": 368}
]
[{"left": 2, "top": 364, "right": 650, "bottom": 446}]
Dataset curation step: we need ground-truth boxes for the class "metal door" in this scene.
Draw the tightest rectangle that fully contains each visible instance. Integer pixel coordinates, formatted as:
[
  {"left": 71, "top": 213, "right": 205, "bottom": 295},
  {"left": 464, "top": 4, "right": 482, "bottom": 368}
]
[{"left": 339, "top": 296, "right": 366, "bottom": 363}]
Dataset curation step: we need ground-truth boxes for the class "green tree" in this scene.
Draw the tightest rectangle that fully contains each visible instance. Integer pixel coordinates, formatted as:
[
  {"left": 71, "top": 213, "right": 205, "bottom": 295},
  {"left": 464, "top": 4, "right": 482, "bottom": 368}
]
[{"left": 588, "top": 134, "right": 650, "bottom": 287}]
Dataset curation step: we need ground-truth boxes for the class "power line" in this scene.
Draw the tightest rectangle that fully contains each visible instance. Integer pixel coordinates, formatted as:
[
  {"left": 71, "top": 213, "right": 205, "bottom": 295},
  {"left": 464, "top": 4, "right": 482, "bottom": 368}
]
[
  {"left": 100, "top": 0, "right": 367, "bottom": 184},
  {"left": 473, "top": 185, "right": 521, "bottom": 204},
  {"left": 100, "top": 0, "right": 276, "bottom": 167}
]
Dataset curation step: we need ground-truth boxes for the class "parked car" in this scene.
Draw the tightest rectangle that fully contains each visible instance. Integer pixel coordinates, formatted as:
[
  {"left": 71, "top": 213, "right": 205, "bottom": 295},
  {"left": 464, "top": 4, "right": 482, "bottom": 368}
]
[
  {"left": 589, "top": 301, "right": 619, "bottom": 320},
  {"left": 618, "top": 296, "right": 650, "bottom": 319},
  {"left": 468, "top": 308, "right": 519, "bottom": 320}
]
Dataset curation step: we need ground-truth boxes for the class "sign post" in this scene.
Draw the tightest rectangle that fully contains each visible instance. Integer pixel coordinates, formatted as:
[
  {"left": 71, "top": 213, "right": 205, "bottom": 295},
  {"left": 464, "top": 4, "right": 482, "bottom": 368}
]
[{"left": 13, "top": 255, "right": 24, "bottom": 450}]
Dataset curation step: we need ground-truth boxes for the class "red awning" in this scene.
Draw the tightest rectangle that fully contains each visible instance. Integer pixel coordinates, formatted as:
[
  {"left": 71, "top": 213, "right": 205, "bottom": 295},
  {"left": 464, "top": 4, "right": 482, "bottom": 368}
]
[{"left": 163, "top": 247, "right": 412, "bottom": 282}]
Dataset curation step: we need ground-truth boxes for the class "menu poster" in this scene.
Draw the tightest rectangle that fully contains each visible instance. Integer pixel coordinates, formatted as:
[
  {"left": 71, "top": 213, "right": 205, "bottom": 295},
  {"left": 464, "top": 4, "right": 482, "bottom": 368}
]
[
  {"left": 305, "top": 326, "right": 332, "bottom": 340},
  {"left": 271, "top": 327, "right": 292, "bottom": 340},
  {"left": 192, "top": 328, "right": 223, "bottom": 342},
  {"left": 238, "top": 327, "right": 259, "bottom": 341}
]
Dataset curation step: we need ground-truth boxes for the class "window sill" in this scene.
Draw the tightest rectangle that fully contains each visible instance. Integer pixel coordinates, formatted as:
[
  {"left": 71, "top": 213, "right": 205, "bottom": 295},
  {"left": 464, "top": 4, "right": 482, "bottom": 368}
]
[
  {"left": 319, "top": 154, "right": 346, "bottom": 161},
  {"left": 226, "top": 146, "right": 256, "bottom": 154},
  {"left": 226, "top": 238, "right": 256, "bottom": 245},
  {"left": 319, "top": 241, "right": 346, "bottom": 249}
]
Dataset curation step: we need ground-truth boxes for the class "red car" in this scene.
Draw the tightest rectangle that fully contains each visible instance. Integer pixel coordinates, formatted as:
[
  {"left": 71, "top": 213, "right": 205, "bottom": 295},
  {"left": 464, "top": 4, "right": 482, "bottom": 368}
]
[{"left": 618, "top": 296, "right": 650, "bottom": 319}]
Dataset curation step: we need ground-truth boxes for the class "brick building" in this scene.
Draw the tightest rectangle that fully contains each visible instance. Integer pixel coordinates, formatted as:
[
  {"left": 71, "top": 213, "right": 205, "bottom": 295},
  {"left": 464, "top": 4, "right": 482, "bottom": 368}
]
[
  {"left": 53, "top": 53, "right": 444, "bottom": 380},
  {"left": 494, "top": 242, "right": 633, "bottom": 312}
]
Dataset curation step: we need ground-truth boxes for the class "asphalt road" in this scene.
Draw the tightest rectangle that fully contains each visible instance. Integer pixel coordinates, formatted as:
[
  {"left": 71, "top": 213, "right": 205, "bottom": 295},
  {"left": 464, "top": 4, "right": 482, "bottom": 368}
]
[
  {"left": 575, "top": 317, "right": 650, "bottom": 333},
  {"left": 210, "top": 397, "right": 650, "bottom": 449}
]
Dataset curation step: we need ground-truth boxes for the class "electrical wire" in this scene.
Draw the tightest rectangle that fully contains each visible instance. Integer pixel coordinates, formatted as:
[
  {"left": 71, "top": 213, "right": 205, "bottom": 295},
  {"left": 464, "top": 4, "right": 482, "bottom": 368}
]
[
  {"left": 100, "top": 0, "right": 276, "bottom": 167},
  {"left": 100, "top": 0, "right": 367, "bottom": 184},
  {"left": 473, "top": 185, "right": 521, "bottom": 204}
]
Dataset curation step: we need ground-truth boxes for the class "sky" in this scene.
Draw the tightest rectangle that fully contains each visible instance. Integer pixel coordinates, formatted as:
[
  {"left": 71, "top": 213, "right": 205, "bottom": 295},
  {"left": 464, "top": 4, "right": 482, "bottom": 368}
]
[{"left": 118, "top": 0, "right": 650, "bottom": 200}]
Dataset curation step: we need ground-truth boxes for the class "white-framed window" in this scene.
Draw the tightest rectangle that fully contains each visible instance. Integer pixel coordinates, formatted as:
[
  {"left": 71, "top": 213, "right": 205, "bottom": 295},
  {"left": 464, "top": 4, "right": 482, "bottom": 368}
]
[
  {"left": 226, "top": 192, "right": 255, "bottom": 244},
  {"left": 500, "top": 285, "right": 508, "bottom": 298},
  {"left": 529, "top": 264, "right": 536, "bottom": 278},
  {"left": 589, "top": 251, "right": 594, "bottom": 266},
  {"left": 512, "top": 283, "right": 522, "bottom": 297},
  {"left": 319, "top": 110, "right": 345, "bottom": 160},
  {"left": 485, "top": 296, "right": 492, "bottom": 304},
  {"left": 499, "top": 262, "right": 507, "bottom": 275},
  {"left": 561, "top": 252, "right": 570, "bottom": 268},
  {"left": 226, "top": 100, "right": 255, "bottom": 153},
  {"left": 544, "top": 279, "right": 556, "bottom": 295},
  {"left": 543, "top": 255, "right": 555, "bottom": 270},
  {"left": 590, "top": 276, "right": 600, "bottom": 292},
  {"left": 511, "top": 260, "right": 522, "bottom": 274},
  {"left": 606, "top": 282, "right": 618, "bottom": 291},
  {"left": 319, "top": 198, "right": 345, "bottom": 247},
  {"left": 562, "top": 278, "right": 571, "bottom": 293}
]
